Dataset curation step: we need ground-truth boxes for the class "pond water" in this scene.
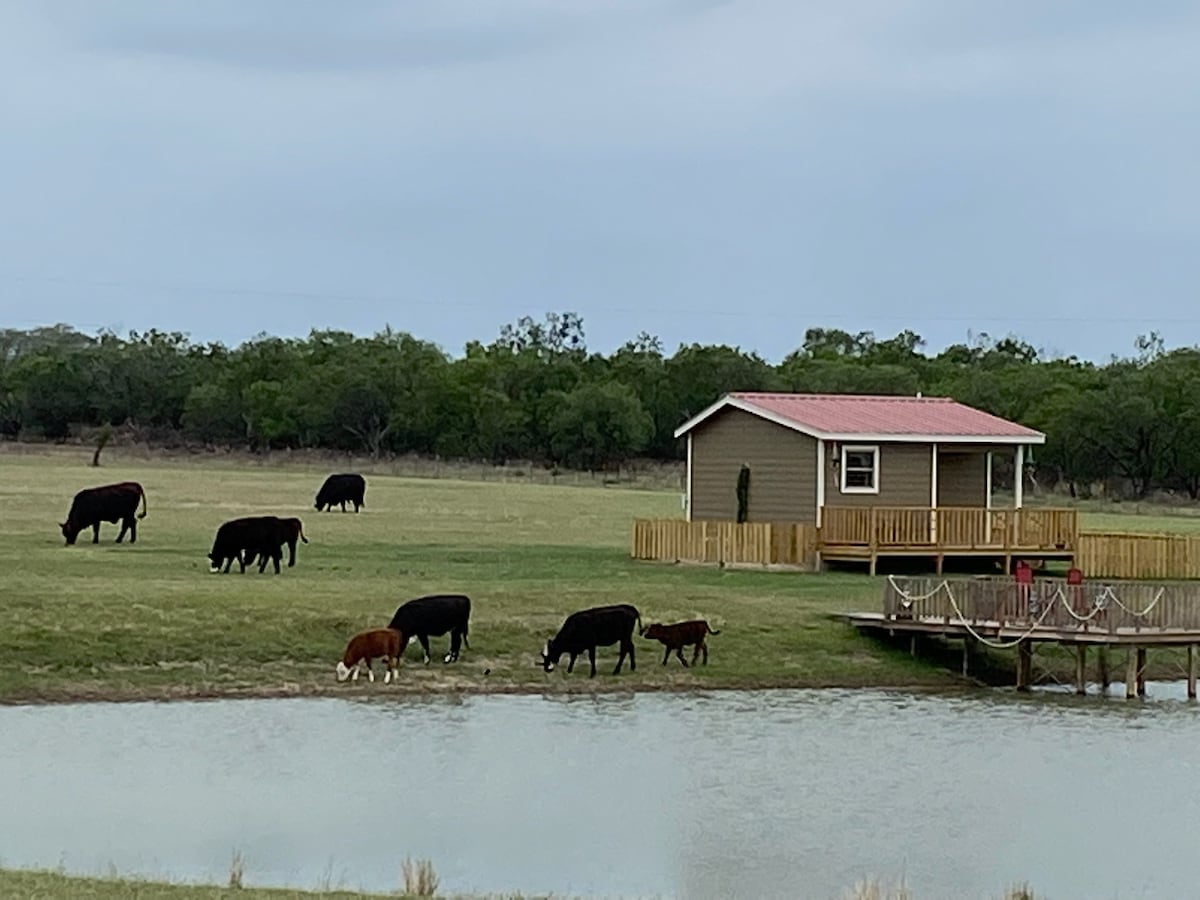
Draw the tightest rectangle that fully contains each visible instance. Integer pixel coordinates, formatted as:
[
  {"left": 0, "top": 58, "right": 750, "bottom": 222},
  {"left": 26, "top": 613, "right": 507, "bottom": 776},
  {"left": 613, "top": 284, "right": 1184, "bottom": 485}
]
[{"left": 3, "top": 685, "right": 1199, "bottom": 899}]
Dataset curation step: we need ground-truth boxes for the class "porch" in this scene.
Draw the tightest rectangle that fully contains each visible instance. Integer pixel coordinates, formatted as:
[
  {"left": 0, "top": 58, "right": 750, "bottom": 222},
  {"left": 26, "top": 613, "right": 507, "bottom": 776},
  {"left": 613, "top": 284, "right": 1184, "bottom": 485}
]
[{"left": 819, "top": 506, "right": 1078, "bottom": 574}]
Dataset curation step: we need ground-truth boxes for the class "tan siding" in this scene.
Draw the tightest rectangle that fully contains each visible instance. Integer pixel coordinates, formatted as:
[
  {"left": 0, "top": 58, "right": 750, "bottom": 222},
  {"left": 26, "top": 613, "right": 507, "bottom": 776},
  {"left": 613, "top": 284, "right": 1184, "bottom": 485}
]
[
  {"left": 937, "top": 450, "right": 988, "bottom": 507},
  {"left": 691, "top": 410, "right": 817, "bottom": 523},
  {"left": 825, "top": 443, "right": 931, "bottom": 508}
]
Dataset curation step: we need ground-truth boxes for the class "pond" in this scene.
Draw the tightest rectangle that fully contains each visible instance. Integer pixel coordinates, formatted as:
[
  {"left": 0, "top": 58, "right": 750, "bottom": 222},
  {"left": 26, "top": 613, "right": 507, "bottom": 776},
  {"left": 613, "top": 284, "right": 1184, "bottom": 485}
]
[{"left": 3, "top": 685, "right": 1199, "bottom": 899}]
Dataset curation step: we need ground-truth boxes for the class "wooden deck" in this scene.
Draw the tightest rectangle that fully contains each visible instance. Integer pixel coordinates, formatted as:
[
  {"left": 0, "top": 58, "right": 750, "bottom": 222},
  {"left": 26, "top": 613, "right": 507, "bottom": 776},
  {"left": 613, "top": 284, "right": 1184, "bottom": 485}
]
[
  {"left": 844, "top": 574, "right": 1200, "bottom": 697},
  {"left": 820, "top": 506, "right": 1077, "bottom": 573}
]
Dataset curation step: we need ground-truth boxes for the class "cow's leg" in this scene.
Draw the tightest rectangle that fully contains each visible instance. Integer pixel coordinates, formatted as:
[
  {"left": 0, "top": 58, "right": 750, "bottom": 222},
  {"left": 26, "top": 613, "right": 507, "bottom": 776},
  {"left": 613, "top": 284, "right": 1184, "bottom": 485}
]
[
  {"left": 589, "top": 647, "right": 599, "bottom": 678},
  {"left": 676, "top": 647, "right": 689, "bottom": 667},
  {"left": 628, "top": 638, "right": 636, "bottom": 672},
  {"left": 397, "top": 635, "right": 411, "bottom": 661},
  {"left": 257, "top": 553, "right": 268, "bottom": 573},
  {"left": 661, "top": 646, "right": 670, "bottom": 666},
  {"left": 92, "top": 523, "right": 101, "bottom": 544},
  {"left": 340, "top": 500, "right": 347, "bottom": 512},
  {"left": 351, "top": 663, "right": 360, "bottom": 682},
  {"left": 129, "top": 518, "right": 137, "bottom": 544},
  {"left": 446, "top": 630, "right": 462, "bottom": 663},
  {"left": 697, "top": 641, "right": 708, "bottom": 665},
  {"left": 417, "top": 635, "right": 431, "bottom": 664},
  {"left": 116, "top": 518, "right": 128, "bottom": 543},
  {"left": 271, "top": 550, "right": 282, "bottom": 574},
  {"left": 366, "top": 659, "right": 375, "bottom": 683},
  {"left": 567, "top": 653, "right": 577, "bottom": 674}
]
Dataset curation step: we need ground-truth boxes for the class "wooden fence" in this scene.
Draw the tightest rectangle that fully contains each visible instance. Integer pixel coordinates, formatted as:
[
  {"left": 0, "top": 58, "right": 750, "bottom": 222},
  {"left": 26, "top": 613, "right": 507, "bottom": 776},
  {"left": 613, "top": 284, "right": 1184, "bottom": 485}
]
[
  {"left": 633, "top": 520, "right": 1200, "bottom": 581},
  {"left": 1078, "top": 532, "right": 1200, "bottom": 580},
  {"left": 631, "top": 519, "right": 819, "bottom": 569}
]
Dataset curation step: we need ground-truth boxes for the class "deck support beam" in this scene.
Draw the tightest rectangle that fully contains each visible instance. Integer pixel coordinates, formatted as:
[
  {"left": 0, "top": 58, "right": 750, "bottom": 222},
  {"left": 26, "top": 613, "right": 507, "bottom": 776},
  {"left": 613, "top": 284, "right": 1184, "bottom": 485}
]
[
  {"left": 1098, "top": 646, "right": 1110, "bottom": 695},
  {"left": 1075, "top": 645, "right": 1087, "bottom": 695},
  {"left": 1126, "top": 648, "right": 1147, "bottom": 698},
  {"left": 1138, "top": 648, "right": 1147, "bottom": 697},
  {"left": 961, "top": 637, "right": 974, "bottom": 677},
  {"left": 1016, "top": 640, "right": 1033, "bottom": 692},
  {"left": 1189, "top": 645, "right": 1197, "bottom": 700}
]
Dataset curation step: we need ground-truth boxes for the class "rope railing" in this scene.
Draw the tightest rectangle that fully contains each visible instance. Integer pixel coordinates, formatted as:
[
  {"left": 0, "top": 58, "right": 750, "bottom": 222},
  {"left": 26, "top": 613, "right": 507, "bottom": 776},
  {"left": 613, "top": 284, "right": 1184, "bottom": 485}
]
[{"left": 884, "top": 576, "right": 1180, "bottom": 641}]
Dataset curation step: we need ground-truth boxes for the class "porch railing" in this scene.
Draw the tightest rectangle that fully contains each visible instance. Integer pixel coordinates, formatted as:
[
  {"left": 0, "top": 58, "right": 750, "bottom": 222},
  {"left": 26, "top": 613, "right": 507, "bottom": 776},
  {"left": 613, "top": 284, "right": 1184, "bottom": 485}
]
[{"left": 822, "top": 506, "right": 1078, "bottom": 551}]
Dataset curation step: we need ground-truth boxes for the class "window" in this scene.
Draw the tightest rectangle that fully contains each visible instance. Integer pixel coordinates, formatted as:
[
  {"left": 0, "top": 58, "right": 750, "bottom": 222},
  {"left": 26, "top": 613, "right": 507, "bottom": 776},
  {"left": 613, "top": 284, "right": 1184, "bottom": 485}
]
[{"left": 840, "top": 445, "right": 879, "bottom": 494}]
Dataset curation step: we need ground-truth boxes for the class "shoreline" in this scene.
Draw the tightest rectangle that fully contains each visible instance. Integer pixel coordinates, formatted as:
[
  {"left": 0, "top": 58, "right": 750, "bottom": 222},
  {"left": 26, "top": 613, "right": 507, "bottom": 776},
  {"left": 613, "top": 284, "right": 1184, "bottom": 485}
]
[{"left": 0, "top": 672, "right": 975, "bottom": 707}]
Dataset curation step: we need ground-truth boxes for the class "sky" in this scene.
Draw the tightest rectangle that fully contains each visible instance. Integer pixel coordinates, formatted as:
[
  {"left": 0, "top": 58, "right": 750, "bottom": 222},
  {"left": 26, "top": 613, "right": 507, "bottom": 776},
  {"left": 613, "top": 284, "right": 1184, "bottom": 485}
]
[{"left": 1, "top": 1, "right": 1198, "bottom": 363}]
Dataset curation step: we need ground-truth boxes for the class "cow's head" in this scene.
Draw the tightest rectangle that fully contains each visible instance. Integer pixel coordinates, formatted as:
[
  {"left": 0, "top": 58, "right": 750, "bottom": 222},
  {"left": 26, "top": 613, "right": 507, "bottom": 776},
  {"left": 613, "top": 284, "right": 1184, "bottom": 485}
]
[
  {"left": 60, "top": 520, "right": 80, "bottom": 546},
  {"left": 540, "top": 639, "right": 561, "bottom": 672},
  {"left": 642, "top": 624, "right": 664, "bottom": 640},
  {"left": 206, "top": 549, "right": 221, "bottom": 573},
  {"left": 335, "top": 661, "right": 354, "bottom": 682}
]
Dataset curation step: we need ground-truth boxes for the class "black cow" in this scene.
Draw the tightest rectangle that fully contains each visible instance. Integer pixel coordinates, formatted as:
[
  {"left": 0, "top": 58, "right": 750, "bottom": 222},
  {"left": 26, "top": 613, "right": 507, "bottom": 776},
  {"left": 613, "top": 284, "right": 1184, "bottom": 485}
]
[
  {"left": 208, "top": 516, "right": 308, "bottom": 574},
  {"left": 60, "top": 481, "right": 148, "bottom": 546},
  {"left": 315, "top": 473, "right": 366, "bottom": 513},
  {"left": 242, "top": 516, "right": 309, "bottom": 571},
  {"left": 387, "top": 594, "right": 471, "bottom": 664},
  {"left": 541, "top": 604, "right": 642, "bottom": 677}
]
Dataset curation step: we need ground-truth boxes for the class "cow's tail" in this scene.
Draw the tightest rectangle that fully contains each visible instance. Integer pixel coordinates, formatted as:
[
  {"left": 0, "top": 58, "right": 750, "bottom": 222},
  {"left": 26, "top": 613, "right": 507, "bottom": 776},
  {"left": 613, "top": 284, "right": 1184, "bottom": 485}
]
[
  {"left": 137, "top": 486, "right": 148, "bottom": 519},
  {"left": 298, "top": 522, "right": 309, "bottom": 544},
  {"left": 462, "top": 617, "right": 470, "bottom": 649},
  {"left": 707, "top": 624, "right": 721, "bottom": 635},
  {"left": 635, "top": 612, "right": 644, "bottom": 636}
]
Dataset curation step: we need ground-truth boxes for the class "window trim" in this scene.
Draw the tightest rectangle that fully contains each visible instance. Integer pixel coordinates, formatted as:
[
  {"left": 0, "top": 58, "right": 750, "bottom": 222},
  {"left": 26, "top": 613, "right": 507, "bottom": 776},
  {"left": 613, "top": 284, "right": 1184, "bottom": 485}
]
[{"left": 840, "top": 444, "right": 880, "bottom": 495}]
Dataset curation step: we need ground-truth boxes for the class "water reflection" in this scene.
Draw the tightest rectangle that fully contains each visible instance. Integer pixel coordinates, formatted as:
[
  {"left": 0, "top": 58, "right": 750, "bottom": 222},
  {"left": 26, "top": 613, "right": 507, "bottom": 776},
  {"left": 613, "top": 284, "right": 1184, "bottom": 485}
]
[{"left": 1, "top": 687, "right": 1198, "bottom": 899}]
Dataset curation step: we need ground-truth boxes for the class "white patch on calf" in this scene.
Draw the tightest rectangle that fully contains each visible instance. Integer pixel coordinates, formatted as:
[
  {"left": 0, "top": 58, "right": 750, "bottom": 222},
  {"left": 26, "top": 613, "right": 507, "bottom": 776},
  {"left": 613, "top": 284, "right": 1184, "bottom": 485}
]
[
  {"left": 383, "top": 669, "right": 392, "bottom": 684},
  {"left": 367, "top": 668, "right": 375, "bottom": 683},
  {"left": 336, "top": 661, "right": 351, "bottom": 682},
  {"left": 391, "top": 667, "right": 399, "bottom": 682}
]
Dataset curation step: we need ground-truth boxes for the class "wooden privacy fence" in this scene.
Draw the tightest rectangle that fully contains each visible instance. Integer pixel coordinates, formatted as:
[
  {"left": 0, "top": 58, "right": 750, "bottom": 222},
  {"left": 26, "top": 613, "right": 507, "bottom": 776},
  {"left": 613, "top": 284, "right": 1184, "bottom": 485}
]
[
  {"left": 883, "top": 575, "right": 1200, "bottom": 633},
  {"left": 631, "top": 519, "right": 819, "bottom": 569},
  {"left": 1078, "top": 532, "right": 1200, "bottom": 580}
]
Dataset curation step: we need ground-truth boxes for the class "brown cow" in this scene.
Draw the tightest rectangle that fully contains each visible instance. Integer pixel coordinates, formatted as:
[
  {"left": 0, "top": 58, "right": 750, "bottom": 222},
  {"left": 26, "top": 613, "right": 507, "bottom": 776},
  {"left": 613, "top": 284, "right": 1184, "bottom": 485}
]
[
  {"left": 640, "top": 619, "right": 720, "bottom": 667},
  {"left": 336, "top": 628, "right": 402, "bottom": 684}
]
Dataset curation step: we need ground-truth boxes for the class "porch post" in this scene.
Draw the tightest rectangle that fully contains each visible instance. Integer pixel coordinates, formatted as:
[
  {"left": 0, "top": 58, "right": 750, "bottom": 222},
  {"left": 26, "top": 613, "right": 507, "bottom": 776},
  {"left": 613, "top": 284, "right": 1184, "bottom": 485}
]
[
  {"left": 685, "top": 433, "right": 694, "bottom": 522},
  {"left": 1014, "top": 444, "right": 1025, "bottom": 510},
  {"left": 930, "top": 443, "right": 939, "bottom": 544},
  {"left": 815, "top": 439, "right": 826, "bottom": 528},
  {"left": 985, "top": 451, "right": 993, "bottom": 544}
]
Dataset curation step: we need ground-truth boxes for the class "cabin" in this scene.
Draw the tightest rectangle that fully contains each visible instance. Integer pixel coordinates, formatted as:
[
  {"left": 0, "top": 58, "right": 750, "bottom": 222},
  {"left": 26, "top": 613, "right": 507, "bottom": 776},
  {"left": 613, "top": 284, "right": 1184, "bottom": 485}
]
[{"left": 672, "top": 392, "right": 1077, "bottom": 573}]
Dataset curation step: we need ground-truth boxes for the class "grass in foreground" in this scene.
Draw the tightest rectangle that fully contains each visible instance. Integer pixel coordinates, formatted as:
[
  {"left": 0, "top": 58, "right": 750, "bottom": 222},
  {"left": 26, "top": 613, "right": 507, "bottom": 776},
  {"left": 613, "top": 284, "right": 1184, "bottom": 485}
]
[{"left": 0, "top": 868, "right": 1041, "bottom": 899}]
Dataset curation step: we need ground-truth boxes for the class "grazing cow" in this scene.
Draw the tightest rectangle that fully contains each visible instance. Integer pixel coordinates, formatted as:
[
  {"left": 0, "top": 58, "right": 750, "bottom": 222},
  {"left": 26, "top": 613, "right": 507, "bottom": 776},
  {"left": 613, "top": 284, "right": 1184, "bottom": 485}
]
[
  {"left": 541, "top": 604, "right": 642, "bottom": 678},
  {"left": 641, "top": 619, "right": 721, "bottom": 667},
  {"left": 315, "top": 473, "right": 366, "bottom": 513},
  {"left": 336, "top": 628, "right": 402, "bottom": 684},
  {"left": 386, "top": 594, "right": 471, "bottom": 664},
  {"left": 60, "top": 481, "right": 148, "bottom": 546},
  {"left": 208, "top": 516, "right": 308, "bottom": 574},
  {"left": 243, "top": 516, "right": 309, "bottom": 571}
]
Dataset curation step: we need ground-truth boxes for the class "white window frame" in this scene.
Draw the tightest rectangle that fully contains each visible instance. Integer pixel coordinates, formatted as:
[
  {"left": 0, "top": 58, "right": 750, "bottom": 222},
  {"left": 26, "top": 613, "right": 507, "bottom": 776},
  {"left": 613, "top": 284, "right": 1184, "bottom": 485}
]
[{"left": 840, "top": 444, "right": 880, "bottom": 495}]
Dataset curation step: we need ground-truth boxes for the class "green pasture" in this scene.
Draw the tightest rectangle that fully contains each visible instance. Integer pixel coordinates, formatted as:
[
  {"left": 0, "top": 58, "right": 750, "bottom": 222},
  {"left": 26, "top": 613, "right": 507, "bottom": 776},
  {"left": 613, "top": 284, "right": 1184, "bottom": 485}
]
[
  {"left": 0, "top": 449, "right": 928, "bottom": 703},
  {"left": 1, "top": 448, "right": 1197, "bottom": 703}
]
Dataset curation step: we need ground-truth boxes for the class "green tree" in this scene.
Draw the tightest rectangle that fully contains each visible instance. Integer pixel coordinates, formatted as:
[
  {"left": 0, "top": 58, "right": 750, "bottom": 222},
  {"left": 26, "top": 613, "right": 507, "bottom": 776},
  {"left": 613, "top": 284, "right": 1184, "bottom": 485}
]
[{"left": 548, "top": 381, "right": 653, "bottom": 470}]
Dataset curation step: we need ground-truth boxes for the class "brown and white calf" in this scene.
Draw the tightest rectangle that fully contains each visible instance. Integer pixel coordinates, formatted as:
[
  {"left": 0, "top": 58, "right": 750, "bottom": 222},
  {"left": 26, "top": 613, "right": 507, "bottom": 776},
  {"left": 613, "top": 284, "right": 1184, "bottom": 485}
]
[
  {"left": 336, "top": 628, "right": 403, "bottom": 684},
  {"left": 640, "top": 619, "right": 720, "bottom": 667}
]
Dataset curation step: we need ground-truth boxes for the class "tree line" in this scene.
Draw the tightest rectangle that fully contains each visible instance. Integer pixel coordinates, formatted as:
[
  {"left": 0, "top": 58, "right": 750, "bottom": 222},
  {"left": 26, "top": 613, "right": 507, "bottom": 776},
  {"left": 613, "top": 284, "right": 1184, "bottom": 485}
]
[{"left": 1, "top": 316, "right": 1197, "bottom": 498}]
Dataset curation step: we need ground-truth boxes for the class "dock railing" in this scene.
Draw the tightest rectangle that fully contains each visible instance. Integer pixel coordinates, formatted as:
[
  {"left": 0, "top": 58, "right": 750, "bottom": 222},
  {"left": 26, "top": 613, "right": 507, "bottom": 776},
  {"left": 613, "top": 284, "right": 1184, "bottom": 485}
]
[{"left": 883, "top": 575, "right": 1200, "bottom": 633}]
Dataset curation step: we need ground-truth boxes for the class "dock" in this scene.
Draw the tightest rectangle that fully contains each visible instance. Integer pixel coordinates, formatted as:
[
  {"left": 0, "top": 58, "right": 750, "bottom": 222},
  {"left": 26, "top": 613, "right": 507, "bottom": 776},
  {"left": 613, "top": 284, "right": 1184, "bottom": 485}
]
[{"left": 844, "top": 574, "right": 1200, "bottom": 698}]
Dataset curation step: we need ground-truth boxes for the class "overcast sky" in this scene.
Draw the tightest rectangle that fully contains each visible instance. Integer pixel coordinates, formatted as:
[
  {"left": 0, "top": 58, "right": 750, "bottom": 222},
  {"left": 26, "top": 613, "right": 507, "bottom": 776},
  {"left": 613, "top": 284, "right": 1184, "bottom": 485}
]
[{"left": 1, "top": 1, "right": 1197, "bottom": 362}]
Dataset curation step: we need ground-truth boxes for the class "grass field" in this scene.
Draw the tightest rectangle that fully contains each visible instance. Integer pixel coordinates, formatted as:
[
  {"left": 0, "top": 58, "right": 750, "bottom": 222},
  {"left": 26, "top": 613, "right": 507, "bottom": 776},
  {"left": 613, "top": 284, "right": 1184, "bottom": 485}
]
[
  {"left": 0, "top": 447, "right": 951, "bottom": 704},
  {"left": 3, "top": 446, "right": 1199, "bottom": 704}
]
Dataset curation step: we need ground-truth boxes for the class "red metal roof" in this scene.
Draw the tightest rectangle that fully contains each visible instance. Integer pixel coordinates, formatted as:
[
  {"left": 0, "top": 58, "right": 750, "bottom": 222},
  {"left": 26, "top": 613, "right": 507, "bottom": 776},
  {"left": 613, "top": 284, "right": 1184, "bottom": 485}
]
[{"left": 679, "top": 392, "right": 1043, "bottom": 441}]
